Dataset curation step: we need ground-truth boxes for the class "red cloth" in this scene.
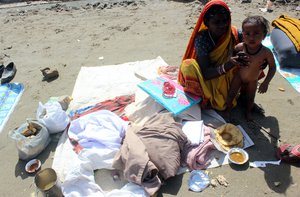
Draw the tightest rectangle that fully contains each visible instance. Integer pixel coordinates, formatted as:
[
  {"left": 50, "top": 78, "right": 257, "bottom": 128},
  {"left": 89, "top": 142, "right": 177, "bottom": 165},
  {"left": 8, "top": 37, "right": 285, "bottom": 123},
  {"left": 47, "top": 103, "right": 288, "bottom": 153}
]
[
  {"left": 71, "top": 94, "right": 135, "bottom": 120},
  {"left": 68, "top": 94, "right": 135, "bottom": 153}
]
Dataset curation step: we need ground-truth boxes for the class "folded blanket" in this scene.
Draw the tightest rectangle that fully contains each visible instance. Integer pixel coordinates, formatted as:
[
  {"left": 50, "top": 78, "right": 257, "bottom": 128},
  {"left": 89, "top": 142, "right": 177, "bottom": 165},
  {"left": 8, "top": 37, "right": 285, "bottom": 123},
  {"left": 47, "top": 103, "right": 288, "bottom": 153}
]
[{"left": 272, "top": 15, "right": 300, "bottom": 52}]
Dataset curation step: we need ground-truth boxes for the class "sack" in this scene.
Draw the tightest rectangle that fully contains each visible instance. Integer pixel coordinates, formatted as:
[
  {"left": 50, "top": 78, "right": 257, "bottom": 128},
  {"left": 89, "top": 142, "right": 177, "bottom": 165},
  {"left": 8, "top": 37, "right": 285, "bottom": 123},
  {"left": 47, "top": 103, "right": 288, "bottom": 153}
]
[
  {"left": 37, "top": 101, "right": 70, "bottom": 134},
  {"left": 9, "top": 120, "right": 50, "bottom": 160}
]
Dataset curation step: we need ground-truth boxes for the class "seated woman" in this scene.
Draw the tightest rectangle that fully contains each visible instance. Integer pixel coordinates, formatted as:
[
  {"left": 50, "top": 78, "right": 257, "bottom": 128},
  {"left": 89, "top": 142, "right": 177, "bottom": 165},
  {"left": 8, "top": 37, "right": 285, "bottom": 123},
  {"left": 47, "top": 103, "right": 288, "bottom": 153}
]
[{"left": 178, "top": 0, "right": 247, "bottom": 111}]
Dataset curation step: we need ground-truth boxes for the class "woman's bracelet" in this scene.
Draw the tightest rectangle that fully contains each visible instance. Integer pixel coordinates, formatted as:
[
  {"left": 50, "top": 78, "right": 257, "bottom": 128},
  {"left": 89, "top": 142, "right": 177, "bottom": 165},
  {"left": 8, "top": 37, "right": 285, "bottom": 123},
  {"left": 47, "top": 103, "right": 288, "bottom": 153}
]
[
  {"left": 217, "top": 64, "right": 226, "bottom": 75},
  {"left": 221, "top": 64, "right": 226, "bottom": 74},
  {"left": 217, "top": 66, "right": 222, "bottom": 75}
]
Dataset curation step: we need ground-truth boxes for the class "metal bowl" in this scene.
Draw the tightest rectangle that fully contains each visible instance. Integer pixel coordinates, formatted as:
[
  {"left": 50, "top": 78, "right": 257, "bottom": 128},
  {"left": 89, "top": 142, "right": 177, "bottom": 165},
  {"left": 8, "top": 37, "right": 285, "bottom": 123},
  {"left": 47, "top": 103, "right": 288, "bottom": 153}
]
[
  {"left": 227, "top": 148, "right": 249, "bottom": 165},
  {"left": 25, "top": 159, "right": 41, "bottom": 173}
]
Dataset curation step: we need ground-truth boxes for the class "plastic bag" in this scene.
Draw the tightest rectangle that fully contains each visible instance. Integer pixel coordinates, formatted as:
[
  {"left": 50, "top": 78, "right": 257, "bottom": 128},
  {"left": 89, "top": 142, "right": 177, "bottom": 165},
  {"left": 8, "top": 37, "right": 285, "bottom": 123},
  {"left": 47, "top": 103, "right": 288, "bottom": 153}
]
[
  {"left": 188, "top": 170, "right": 210, "bottom": 192},
  {"left": 37, "top": 101, "right": 70, "bottom": 134},
  {"left": 9, "top": 120, "right": 50, "bottom": 160}
]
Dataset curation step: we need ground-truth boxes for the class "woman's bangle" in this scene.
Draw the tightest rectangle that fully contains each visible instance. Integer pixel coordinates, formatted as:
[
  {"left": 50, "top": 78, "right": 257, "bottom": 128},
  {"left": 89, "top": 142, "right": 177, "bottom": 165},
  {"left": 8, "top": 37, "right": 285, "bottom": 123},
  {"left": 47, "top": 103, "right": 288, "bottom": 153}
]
[
  {"left": 217, "top": 66, "right": 222, "bottom": 75},
  {"left": 217, "top": 64, "right": 226, "bottom": 75},
  {"left": 221, "top": 64, "right": 226, "bottom": 73}
]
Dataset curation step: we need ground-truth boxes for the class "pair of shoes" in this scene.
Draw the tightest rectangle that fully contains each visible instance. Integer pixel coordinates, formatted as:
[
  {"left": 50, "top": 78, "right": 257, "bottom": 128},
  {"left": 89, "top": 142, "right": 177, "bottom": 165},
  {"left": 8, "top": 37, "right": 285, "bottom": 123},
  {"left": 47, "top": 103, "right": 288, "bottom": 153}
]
[
  {"left": 41, "top": 67, "right": 59, "bottom": 81},
  {"left": 1, "top": 62, "right": 17, "bottom": 84},
  {"left": 277, "top": 144, "right": 300, "bottom": 163}
]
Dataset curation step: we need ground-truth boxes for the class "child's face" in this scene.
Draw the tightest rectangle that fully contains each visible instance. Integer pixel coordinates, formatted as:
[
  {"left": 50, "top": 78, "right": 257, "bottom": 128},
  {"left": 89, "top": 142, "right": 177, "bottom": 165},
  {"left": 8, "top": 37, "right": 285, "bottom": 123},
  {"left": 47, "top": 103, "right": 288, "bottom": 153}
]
[{"left": 242, "top": 23, "right": 265, "bottom": 48}]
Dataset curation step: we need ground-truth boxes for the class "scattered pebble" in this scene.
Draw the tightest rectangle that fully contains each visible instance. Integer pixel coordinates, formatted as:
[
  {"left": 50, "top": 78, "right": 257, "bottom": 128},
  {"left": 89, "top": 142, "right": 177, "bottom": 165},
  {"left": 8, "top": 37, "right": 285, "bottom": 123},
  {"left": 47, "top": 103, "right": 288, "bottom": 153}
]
[
  {"left": 287, "top": 99, "right": 294, "bottom": 105},
  {"left": 210, "top": 178, "right": 218, "bottom": 187},
  {"left": 278, "top": 87, "right": 285, "bottom": 92},
  {"left": 291, "top": 182, "right": 297, "bottom": 187},
  {"left": 274, "top": 182, "right": 281, "bottom": 187},
  {"left": 113, "top": 175, "right": 119, "bottom": 181},
  {"left": 216, "top": 175, "right": 229, "bottom": 187},
  {"left": 4, "top": 46, "right": 12, "bottom": 50}
]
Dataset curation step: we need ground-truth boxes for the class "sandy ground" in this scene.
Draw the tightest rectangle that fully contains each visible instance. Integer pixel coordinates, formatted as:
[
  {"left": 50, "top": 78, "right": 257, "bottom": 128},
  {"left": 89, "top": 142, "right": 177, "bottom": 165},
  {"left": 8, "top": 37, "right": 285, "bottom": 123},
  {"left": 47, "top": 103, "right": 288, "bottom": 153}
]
[{"left": 0, "top": 0, "right": 300, "bottom": 196}]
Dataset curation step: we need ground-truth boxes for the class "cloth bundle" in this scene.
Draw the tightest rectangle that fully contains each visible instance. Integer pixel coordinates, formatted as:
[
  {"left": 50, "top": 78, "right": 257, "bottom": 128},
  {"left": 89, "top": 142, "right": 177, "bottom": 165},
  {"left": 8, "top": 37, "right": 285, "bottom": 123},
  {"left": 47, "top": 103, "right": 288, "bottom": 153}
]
[{"left": 113, "top": 112, "right": 191, "bottom": 196}]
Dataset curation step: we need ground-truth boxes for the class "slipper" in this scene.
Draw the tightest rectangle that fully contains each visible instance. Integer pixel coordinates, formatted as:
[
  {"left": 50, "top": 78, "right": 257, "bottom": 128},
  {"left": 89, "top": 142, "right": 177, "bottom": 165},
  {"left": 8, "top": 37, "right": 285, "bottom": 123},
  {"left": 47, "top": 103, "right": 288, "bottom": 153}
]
[
  {"left": 0, "top": 64, "right": 4, "bottom": 77},
  {"left": 276, "top": 144, "right": 300, "bottom": 163},
  {"left": 1, "top": 62, "right": 17, "bottom": 84},
  {"left": 41, "top": 67, "right": 59, "bottom": 80}
]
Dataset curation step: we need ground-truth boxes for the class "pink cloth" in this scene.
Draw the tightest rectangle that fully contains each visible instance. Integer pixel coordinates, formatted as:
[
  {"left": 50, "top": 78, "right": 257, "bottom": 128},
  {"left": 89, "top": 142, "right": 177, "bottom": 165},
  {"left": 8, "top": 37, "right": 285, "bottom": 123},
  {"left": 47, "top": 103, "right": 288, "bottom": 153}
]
[{"left": 186, "top": 126, "right": 216, "bottom": 170}]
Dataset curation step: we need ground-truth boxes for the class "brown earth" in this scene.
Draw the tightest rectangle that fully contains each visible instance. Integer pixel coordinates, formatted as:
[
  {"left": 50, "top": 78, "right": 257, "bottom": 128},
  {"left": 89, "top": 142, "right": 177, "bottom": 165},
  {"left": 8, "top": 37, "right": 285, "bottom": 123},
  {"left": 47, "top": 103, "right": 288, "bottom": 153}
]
[{"left": 0, "top": 0, "right": 299, "bottom": 196}]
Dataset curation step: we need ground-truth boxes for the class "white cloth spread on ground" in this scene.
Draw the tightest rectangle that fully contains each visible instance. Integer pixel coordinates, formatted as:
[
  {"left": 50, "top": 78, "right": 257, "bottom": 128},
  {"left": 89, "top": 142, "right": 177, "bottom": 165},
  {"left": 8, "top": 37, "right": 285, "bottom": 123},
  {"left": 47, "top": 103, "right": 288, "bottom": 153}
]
[
  {"left": 60, "top": 110, "right": 149, "bottom": 197},
  {"left": 70, "top": 56, "right": 168, "bottom": 110},
  {"left": 53, "top": 57, "right": 168, "bottom": 196},
  {"left": 68, "top": 110, "right": 127, "bottom": 149},
  {"left": 124, "top": 88, "right": 202, "bottom": 127}
]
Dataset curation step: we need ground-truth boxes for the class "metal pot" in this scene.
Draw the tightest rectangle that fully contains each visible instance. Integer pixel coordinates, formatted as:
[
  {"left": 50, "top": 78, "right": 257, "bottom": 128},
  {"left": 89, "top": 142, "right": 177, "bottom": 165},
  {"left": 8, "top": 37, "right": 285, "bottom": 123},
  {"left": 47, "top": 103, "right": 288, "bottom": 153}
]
[{"left": 34, "top": 168, "right": 63, "bottom": 197}]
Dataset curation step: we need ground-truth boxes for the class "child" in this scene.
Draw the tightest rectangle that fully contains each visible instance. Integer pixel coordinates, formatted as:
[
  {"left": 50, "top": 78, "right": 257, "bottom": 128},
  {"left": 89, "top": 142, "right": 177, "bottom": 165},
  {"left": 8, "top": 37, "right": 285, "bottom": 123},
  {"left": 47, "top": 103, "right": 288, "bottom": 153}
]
[{"left": 226, "top": 16, "right": 276, "bottom": 121}]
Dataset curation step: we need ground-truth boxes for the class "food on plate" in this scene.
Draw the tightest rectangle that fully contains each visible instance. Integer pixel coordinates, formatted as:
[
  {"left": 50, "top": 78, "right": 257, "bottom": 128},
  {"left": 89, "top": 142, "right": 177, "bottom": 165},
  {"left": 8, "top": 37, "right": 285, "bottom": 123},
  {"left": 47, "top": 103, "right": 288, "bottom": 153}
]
[
  {"left": 215, "top": 123, "right": 244, "bottom": 151},
  {"left": 25, "top": 159, "right": 41, "bottom": 173}
]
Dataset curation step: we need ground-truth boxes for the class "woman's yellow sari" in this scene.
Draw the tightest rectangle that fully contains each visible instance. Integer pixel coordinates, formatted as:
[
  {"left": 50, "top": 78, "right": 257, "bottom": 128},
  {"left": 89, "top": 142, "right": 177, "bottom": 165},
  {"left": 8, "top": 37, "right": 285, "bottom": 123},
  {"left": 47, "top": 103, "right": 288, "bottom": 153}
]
[{"left": 178, "top": 0, "right": 239, "bottom": 111}]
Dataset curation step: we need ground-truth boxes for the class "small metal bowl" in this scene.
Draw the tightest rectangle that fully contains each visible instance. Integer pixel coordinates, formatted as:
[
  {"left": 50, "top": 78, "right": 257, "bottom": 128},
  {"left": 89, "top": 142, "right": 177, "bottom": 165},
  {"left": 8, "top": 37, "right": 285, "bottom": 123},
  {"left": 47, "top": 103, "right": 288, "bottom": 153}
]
[
  {"left": 227, "top": 148, "right": 249, "bottom": 165},
  {"left": 25, "top": 159, "right": 41, "bottom": 173}
]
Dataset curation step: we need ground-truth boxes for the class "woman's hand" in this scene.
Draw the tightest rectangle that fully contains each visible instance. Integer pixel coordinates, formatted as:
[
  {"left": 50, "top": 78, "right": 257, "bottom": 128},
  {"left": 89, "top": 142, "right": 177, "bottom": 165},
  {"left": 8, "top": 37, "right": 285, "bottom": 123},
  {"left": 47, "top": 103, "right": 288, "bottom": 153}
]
[{"left": 230, "top": 51, "right": 250, "bottom": 67}]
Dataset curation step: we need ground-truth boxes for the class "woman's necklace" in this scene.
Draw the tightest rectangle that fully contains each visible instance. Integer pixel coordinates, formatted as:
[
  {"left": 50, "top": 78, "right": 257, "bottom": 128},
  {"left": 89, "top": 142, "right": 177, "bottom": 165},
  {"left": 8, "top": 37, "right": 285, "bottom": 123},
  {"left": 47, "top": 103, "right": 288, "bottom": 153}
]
[
  {"left": 208, "top": 31, "right": 216, "bottom": 47},
  {"left": 245, "top": 44, "right": 263, "bottom": 55}
]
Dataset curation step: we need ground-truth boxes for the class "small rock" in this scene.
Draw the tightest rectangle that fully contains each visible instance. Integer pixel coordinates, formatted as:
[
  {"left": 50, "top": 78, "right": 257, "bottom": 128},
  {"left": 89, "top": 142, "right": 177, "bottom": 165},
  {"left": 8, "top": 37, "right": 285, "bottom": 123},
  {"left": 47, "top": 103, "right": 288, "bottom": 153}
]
[
  {"left": 210, "top": 178, "right": 218, "bottom": 187},
  {"left": 216, "top": 175, "right": 228, "bottom": 187},
  {"left": 4, "top": 46, "right": 12, "bottom": 50},
  {"left": 113, "top": 175, "right": 119, "bottom": 181},
  {"left": 287, "top": 99, "right": 294, "bottom": 105},
  {"left": 274, "top": 182, "right": 281, "bottom": 187}
]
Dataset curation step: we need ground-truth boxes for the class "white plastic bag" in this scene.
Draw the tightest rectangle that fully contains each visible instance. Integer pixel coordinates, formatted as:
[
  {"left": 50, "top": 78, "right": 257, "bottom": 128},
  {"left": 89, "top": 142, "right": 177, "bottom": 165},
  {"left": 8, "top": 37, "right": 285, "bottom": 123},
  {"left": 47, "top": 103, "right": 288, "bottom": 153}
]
[
  {"left": 37, "top": 101, "right": 70, "bottom": 134},
  {"left": 9, "top": 120, "right": 50, "bottom": 160}
]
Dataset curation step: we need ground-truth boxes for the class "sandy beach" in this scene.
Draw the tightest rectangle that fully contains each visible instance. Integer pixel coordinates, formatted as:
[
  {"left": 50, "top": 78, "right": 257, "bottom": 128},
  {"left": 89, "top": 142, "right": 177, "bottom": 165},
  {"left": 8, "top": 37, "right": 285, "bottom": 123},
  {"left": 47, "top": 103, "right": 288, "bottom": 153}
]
[{"left": 0, "top": 0, "right": 300, "bottom": 196}]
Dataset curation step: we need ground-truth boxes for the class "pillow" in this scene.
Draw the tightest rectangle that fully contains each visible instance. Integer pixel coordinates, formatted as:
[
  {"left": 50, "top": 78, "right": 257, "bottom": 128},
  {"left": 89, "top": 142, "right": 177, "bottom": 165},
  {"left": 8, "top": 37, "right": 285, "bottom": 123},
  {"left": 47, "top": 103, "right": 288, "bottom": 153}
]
[{"left": 271, "top": 28, "right": 300, "bottom": 68}]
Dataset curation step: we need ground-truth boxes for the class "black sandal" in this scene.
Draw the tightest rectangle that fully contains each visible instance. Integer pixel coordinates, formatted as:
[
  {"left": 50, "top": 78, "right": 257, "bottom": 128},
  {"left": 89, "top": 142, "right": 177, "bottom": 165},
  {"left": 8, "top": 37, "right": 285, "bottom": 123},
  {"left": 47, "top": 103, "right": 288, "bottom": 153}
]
[
  {"left": 1, "top": 62, "right": 17, "bottom": 84},
  {"left": 41, "top": 67, "right": 59, "bottom": 81}
]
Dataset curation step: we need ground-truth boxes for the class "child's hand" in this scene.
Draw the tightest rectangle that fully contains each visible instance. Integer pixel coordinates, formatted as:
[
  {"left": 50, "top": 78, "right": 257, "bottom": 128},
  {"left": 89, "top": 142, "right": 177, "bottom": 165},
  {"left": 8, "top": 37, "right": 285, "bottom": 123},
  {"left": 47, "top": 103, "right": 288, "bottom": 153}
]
[{"left": 258, "top": 81, "right": 269, "bottom": 93}]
